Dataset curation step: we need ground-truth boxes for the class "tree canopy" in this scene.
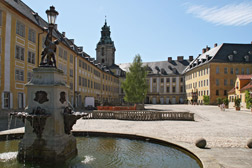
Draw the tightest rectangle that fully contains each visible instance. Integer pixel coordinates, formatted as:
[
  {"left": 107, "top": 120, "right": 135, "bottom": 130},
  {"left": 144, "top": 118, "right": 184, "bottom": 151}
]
[{"left": 122, "top": 55, "right": 148, "bottom": 104}]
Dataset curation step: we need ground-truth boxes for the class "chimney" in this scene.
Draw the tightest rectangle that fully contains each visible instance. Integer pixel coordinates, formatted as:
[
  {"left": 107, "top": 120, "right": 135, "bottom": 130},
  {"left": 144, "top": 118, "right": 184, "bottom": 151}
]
[
  {"left": 202, "top": 48, "right": 206, "bottom": 54},
  {"left": 177, "top": 56, "right": 184, "bottom": 61},
  {"left": 168, "top": 57, "right": 172, "bottom": 62},
  {"left": 70, "top": 39, "right": 74, "bottom": 44},
  {"left": 206, "top": 45, "right": 211, "bottom": 52},
  {"left": 189, "top": 56, "right": 194, "bottom": 61},
  {"left": 214, "top": 43, "right": 218, "bottom": 47},
  {"left": 54, "top": 24, "right": 57, "bottom": 30},
  {"left": 62, "top": 32, "right": 66, "bottom": 37}
]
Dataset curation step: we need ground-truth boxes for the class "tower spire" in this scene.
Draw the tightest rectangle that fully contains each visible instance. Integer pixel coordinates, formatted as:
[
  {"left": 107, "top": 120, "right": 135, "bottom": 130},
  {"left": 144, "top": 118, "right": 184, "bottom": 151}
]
[{"left": 105, "top": 15, "right": 107, "bottom": 25}]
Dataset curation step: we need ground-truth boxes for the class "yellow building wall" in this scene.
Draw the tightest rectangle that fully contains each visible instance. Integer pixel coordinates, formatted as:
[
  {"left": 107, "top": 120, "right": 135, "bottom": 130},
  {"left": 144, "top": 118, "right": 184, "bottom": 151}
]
[
  {"left": 0, "top": 2, "right": 120, "bottom": 110},
  {"left": 209, "top": 63, "right": 252, "bottom": 104}
]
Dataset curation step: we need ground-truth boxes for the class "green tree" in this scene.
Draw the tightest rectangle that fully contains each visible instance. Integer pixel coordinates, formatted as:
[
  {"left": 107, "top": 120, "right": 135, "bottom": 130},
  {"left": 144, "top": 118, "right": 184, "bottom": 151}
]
[
  {"left": 203, "top": 95, "right": 210, "bottom": 105},
  {"left": 122, "top": 55, "right": 148, "bottom": 105},
  {"left": 245, "top": 90, "right": 252, "bottom": 109}
]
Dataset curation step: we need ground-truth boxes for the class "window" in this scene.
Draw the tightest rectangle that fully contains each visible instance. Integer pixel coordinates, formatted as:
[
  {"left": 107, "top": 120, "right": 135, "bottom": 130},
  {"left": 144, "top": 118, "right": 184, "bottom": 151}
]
[
  {"left": 79, "top": 60, "right": 82, "bottom": 67},
  {"left": 79, "top": 76, "right": 81, "bottom": 86},
  {"left": 216, "top": 90, "right": 219, "bottom": 96},
  {"left": 70, "top": 83, "right": 73, "bottom": 90},
  {"left": 16, "top": 21, "right": 25, "bottom": 37},
  {"left": 15, "top": 45, "right": 24, "bottom": 60},
  {"left": 224, "top": 90, "right": 227, "bottom": 96},
  {"left": 172, "top": 78, "right": 176, "bottom": 83},
  {"left": 4, "top": 92, "right": 10, "bottom": 109},
  {"left": 161, "top": 78, "right": 164, "bottom": 83},
  {"left": 63, "top": 50, "right": 67, "bottom": 60},
  {"left": 216, "top": 79, "right": 219, "bottom": 86},
  {"left": 167, "top": 87, "right": 170, "bottom": 93},
  {"left": 18, "top": 93, "right": 24, "bottom": 109},
  {"left": 28, "top": 28, "right": 36, "bottom": 43},
  {"left": 216, "top": 66, "right": 219, "bottom": 74},
  {"left": 153, "top": 78, "right": 156, "bottom": 83},
  {"left": 230, "top": 79, "right": 234, "bottom": 86},
  {"left": 27, "top": 71, "right": 33, "bottom": 81},
  {"left": 70, "top": 54, "right": 73, "bottom": 63},
  {"left": 166, "top": 78, "right": 170, "bottom": 83},
  {"left": 207, "top": 79, "right": 208, "bottom": 86},
  {"left": 82, "top": 78, "right": 84, "bottom": 87},
  {"left": 224, "top": 79, "right": 227, "bottom": 86},
  {"left": 180, "top": 86, "right": 183, "bottom": 93},
  {"left": 230, "top": 68, "right": 233, "bottom": 74},
  {"left": 70, "top": 69, "right": 73, "bottom": 77},
  {"left": 180, "top": 78, "right": 183, "bottom": 82},
  {"left": 204, "top": 80, "right": 206, "bottom": 86},
  {"left": 28, "top": 51, "right": 35, "bottom": 64},
  {"left": 247, "top": 68, "right": 250, "bottom": 74},
  {"left": 224, "top": 67, "right": 228, "bottom": 74},
  {"left": 241, "top": 68, "right": 244, "bottom": 75},
  {"left": 15, "top": 69, "right": 24, "bottom": 81},
  {"left": 172, "top": 86, "right": 176, "bottom": 93},
  {"left": 59, "top": 47, "right": 63, "bottom": 58},
  {"left": 235, "top": 68, "right": 239, "bottom": 74},
  {"left": 199, "top": 81, "right": 200, "bottom": 87},
  {"left": 0, "top": 10, "right": 2, "bottom": 26}
]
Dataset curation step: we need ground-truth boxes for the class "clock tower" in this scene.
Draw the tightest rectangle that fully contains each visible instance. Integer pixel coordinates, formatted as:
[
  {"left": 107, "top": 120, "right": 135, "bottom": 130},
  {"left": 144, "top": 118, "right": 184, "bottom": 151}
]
[{"left": 96, "top": 20, "right": 116, "bottom": 67}]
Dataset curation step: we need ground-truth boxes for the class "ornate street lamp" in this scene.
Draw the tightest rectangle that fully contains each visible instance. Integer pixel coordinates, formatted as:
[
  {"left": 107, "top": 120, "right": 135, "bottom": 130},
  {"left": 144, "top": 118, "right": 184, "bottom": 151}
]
[{"left": 40, "top": 6, "right": 59, "bottom": 68}]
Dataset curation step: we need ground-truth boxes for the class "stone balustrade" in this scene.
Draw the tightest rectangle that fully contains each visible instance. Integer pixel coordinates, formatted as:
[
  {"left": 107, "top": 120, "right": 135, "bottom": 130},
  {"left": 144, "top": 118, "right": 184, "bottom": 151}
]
[{"left": 83, "top": 111, "right": 194, "bottom": 121}]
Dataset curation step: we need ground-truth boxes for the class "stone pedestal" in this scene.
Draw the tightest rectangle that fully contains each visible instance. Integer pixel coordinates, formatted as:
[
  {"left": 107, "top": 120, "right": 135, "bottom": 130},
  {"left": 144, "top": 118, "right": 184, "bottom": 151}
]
[{"left": 17, "top": 67, "right": 77, "bottom": 163}]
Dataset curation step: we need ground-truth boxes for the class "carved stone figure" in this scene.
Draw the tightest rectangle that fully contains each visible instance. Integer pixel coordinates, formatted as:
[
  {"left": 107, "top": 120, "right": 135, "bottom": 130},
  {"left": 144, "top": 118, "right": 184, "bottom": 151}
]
[
  {"left": 40, "top": 33, "right": 59, "bottom": 68},
  {"left": 34, "top": 91, "right": 49, "bottom": 104}
]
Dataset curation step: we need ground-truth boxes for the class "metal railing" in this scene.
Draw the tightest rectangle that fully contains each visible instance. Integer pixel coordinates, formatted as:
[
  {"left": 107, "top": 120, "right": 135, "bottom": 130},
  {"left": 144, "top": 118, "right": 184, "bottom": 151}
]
[{"left": 83, "top": 111, "right": 194, "bottom": 121}]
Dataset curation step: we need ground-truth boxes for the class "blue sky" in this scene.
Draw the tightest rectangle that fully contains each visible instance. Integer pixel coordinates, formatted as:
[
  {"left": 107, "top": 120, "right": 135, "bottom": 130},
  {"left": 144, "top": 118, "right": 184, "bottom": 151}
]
[{"left": 22, "top": 0, "right": 252, "bottom": 64}]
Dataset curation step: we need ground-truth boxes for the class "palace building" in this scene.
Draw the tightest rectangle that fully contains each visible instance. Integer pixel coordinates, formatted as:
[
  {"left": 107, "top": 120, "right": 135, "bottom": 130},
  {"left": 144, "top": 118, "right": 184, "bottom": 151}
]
[
  {"left": 183, "top": 43, "right": 252, "bottom": 104},
  {"left": 119, "top": 56, "right": 192, "bottom": 104},
  {"left": 0, "top": 0, "right": 120, "bottom": 110}
]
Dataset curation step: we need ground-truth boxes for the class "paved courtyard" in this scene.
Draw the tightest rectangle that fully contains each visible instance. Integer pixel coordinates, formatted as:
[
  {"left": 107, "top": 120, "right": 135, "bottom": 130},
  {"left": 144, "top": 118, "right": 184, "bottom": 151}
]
[
  {"left": 1, "top": 104, "right": 252, "bottom": 167},
  {"left": 73, "top": 105, "right": 252, "bottom": 168}
]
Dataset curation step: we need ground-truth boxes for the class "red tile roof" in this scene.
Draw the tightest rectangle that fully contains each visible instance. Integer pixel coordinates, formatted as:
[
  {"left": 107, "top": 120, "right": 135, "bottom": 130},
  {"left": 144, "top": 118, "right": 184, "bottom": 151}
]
[
  {"left": 237, "top": 74, "right": 252, "bottom": 80},
  {"left": 228, "top": 87, "right": 235, "bottom": 93},
  {"left": 240, "top": 81, "right": 252, "bottom": 91}
]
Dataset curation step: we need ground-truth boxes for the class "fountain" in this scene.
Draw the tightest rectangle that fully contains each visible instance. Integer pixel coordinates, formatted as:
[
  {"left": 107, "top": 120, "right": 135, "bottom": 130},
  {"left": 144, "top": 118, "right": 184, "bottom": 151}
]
[{"left": 9, "top": 6, "right": 87, "bottom": 164}]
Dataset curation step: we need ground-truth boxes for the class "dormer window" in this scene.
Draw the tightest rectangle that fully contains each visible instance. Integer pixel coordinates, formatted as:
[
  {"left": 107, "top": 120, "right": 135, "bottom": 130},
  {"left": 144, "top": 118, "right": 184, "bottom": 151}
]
[
  {"left": 244, "top": 55, "right": 249, "bottom": 62},
  {"left": 228, "top": 55, "right": 233, "bottom": 61}
]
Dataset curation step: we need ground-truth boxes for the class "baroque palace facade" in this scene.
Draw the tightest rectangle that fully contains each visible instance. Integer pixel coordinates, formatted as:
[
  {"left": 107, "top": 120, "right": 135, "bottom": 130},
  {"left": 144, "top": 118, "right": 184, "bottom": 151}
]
[
  {"left": 183, "top": 43, "right": 252, "bottom": 104},
  {"left": 0, "top": 0, "right": 120, "bottom": 110}
]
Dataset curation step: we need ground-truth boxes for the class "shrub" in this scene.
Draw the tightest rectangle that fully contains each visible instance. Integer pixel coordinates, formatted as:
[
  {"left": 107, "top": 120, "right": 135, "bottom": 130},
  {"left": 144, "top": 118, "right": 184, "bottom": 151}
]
[
  {"left": 203, "top": 96, "right": 210, "bottom": 105},
  {"left": 222, "top": 97, "right": 229, "bottom": 106},
  {"left": 235, "top": 98, "right": 241, "bottom": 107},
  {"left": 216, "top": 97, "right": 222, "bottom": 105},
  {"left": 245, "top": 90, "right": 252, "bottom": 109}
]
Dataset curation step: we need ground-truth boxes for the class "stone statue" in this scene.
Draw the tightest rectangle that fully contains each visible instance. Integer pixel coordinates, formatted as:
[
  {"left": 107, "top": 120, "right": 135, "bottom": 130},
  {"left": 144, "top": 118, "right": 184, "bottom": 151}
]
[{"left": 40, "top": 33, "right": 59, "bottom": 68}]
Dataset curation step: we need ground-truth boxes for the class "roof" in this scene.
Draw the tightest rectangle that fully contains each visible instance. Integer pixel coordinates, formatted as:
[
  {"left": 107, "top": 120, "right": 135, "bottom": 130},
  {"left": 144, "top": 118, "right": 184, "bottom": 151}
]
[
  {"left": 119, "top": 59, "right": 190, "bottom": 76},
  {"left": 228, "top": 87, "right": 235, "bottom": 94},
  {"left": 183, "top": 43, "right": 252, "bottom": 73},
  {"left": 237, "top": 74, "right": 252, "bottom": 80},
  {"left": 240, "top": 81, "right": 252, "bottom": 91}
]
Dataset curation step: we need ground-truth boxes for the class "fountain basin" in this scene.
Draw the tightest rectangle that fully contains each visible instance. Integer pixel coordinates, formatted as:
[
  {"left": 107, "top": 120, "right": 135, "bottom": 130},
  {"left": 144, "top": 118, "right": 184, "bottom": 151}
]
[{"left": 0, "top": 132, "right": 203, "bottom": 168}]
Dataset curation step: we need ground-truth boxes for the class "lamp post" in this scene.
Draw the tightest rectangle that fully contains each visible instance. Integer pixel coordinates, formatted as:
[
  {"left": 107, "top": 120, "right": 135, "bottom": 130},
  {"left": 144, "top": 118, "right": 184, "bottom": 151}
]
[
  {"left": 46, "top": 6, "right": 58, "bottom": 41},
  {"left": 40, "top": 6, "right": 59, "bottom": 67}
]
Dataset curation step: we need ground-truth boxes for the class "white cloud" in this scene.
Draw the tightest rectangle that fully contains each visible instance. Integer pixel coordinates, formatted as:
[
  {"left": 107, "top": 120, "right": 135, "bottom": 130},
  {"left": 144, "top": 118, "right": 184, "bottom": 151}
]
[{"left": 186, "top": 2, "right": 252, "bottom": 26}]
